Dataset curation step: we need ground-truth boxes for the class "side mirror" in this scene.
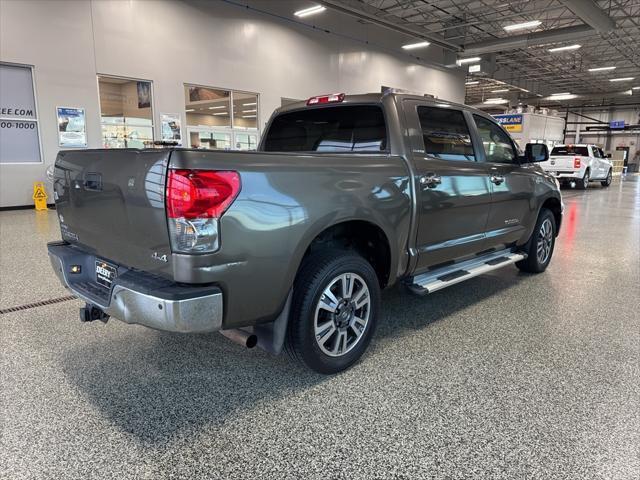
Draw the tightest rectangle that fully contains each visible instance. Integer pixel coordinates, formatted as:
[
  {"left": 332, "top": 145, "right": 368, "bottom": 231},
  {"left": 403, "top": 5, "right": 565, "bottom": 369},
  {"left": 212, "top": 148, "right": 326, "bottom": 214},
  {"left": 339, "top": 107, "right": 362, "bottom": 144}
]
[
  {"left": 606, "top": 153, "right": 612, "bottom": 158},
  {"left": 523, "top": 143, "right": 548, "bottom": 163}
]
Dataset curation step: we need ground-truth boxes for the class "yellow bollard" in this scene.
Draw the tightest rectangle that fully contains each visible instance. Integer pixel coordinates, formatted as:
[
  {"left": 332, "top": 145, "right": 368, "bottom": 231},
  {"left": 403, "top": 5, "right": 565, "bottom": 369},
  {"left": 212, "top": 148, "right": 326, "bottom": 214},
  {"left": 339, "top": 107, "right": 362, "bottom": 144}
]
[{"left": 32, "top": 182, "right": 48, "bottom": 211}]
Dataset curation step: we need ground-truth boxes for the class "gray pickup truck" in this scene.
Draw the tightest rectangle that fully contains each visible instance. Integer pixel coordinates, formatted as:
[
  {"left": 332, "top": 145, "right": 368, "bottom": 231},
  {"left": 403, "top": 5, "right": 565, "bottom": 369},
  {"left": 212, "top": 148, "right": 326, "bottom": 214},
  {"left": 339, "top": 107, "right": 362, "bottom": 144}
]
[{"left": 48, "top": 92, "right": 562, "bottom": 373}]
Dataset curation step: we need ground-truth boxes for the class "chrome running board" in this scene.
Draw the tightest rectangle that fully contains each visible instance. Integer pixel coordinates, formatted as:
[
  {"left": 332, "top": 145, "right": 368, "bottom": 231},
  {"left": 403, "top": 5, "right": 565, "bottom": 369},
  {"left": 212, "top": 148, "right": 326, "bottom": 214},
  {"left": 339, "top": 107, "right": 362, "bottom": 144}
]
[{"left": 408, "top": 249, "right": 526, "bottom": 295}]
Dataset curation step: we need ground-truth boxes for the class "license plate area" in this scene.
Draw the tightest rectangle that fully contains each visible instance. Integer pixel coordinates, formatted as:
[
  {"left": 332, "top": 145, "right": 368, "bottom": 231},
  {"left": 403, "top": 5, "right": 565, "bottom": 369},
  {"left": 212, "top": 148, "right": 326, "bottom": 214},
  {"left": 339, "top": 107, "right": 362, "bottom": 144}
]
[{"left": 95, "top": 260, "right": 117, "bottom": 289}]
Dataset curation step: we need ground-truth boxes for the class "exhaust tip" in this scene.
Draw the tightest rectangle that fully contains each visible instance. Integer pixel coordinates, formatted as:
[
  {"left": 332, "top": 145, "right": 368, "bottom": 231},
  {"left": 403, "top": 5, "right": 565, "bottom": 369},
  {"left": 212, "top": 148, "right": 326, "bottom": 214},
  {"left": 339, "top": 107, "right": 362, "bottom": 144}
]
[{"left": 245, "top": 334, "right": 258, "bottom": 349}]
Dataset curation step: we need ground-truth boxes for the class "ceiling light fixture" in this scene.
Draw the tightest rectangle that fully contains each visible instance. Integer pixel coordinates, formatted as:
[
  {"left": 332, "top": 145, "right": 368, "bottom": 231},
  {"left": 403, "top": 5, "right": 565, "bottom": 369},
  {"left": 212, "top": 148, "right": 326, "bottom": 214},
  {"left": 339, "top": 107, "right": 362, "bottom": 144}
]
[
  {"left": 504, "top": 20, "right": 541, "bottom": 31},
  {"left": 294, "top": 5, "right": 326, "bottom": 17},
  {"left": 548, "top": 44, "right": 581, "bottom": 52},
  {"left": 402, "top": 41, "right": 430, "bottom": 50},
  {"left": 468, "top": 64, "right": 481, "bottom": 73},
  {"left": 208, "top": 106, "right": 226, "bottom": 110},
  {"left": 213, "top": 112, "right": 228, "bottom": 116},
  {"left": 243, "top": 109, "right": 257, "bottom": 113},
  {"left": 610, "top": 77, "right": 635, "bottom": 82},
  {"left": 551, "top": 92, "right": 571, "bottom": 96},
  {"left": 632, "top": 86, "right": 640, "bottom": 90},
  {"left": 547, "top": 94, "right": 576, "bottom": 100},
  {"left": 491, "top": 89, "right": 509, "bottom": 93},
  {"left": 465, "top": 81, "right": 479, "bottom": 85},
  {"left": 242, "top": 102, "right": 257, "bottom": 106},
  {"left": 185, "top": 109, "right": 195, "bottom": 112},
  {"left": 588, "top": 66, "right": 616, "bottom": 72},
  {"left": 457, "top": 57, "right": 481, "bottom": 65},
  {"left": 484, "top": 98, "right": 509, "bottom": 104}
]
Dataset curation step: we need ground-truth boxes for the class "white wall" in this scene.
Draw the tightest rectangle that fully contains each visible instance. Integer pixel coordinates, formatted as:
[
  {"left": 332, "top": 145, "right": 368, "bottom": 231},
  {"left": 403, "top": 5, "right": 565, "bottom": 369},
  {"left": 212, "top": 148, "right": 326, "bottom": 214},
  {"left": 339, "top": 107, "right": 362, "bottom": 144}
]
[
  {"left": 564, "top": 108, "right": 640, "bottom": 165},
  {"left": 0, "top": 0, "right": 465, "bottom": 207}
]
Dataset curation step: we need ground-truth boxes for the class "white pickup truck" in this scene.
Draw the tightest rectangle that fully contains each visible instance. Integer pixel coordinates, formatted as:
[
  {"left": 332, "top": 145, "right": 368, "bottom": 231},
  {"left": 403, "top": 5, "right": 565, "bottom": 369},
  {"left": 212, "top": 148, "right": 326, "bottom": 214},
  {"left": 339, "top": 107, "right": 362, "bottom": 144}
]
[{"left": 539, "top": 144, "right": 613, "bottom": 189}]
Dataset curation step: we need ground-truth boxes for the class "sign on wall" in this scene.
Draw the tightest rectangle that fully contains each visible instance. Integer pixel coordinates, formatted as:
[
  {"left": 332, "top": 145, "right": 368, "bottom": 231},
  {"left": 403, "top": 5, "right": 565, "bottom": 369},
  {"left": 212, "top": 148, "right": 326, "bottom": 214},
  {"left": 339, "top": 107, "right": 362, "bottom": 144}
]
[
  {"left": 493, "top": 114, "right": 523, "bottom": 133},
  {"left": 0, "top": 63, "right": 41, "bottom": 164},
  {"left": 609, "top": 120, "right": 625, "bottom": 129},
  {"left": 57, "top": 107, "right": 87, "bottom": 147},
  {"left": 160, "top": 113, "right": 182, "bottom": 144}
]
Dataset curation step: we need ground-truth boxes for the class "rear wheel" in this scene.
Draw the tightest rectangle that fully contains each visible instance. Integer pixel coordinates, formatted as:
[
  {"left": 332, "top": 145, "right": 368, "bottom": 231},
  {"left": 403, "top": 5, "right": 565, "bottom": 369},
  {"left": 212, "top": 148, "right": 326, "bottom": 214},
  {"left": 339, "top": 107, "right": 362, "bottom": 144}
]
[
  {"left": 286, "top": 250, "right": 380, "bottom": 374},
  {"left": 516, "top": 209, "right": 556, "bottom": 273},
  {"left": 601, "top": 169, "right": 612, "bottom": 187},
  {"left": 576, "top": 169, "right": 590, "bottom": 190}
]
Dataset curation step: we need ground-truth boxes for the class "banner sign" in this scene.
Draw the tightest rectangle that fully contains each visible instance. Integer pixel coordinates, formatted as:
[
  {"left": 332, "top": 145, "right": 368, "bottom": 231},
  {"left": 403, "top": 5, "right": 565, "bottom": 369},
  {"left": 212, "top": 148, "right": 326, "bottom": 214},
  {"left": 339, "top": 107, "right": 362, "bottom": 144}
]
[
  {"left": 609, "top": 120, "right": 625, "bottom": 129},
  {"left": 0, "top": 63, "right": 41, "bottom": 164},
  {"left": 57, "top": 107, "right": 87, "bottom": 147},
  {"left": 493, "top": 114, "right": 524, "bottom": 133}
]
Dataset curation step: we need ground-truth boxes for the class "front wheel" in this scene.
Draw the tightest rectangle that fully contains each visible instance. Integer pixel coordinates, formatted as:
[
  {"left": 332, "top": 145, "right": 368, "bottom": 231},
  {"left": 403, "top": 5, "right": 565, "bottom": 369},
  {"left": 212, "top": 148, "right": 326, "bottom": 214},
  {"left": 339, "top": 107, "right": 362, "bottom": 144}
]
[
  {"left": 601, "top": 169, "right": 612, "bottom": 187},
  {"left": 516, "top": 209, "right": 557, "bottom": 273},
  {"left": 286, "top": 250, "right": 380, "bottom": 374}
]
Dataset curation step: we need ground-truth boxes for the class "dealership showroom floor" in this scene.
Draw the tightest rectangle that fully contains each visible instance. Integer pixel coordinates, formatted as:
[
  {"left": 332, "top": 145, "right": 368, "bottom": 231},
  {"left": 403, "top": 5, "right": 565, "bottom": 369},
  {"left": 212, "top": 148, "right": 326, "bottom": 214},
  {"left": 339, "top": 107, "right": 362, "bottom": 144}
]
[
  {"left": 1, "top": 179, "right": 638, "bottom": 479},
  {"left": 2, "top": 1, "right": 640, "bottom": 479}
]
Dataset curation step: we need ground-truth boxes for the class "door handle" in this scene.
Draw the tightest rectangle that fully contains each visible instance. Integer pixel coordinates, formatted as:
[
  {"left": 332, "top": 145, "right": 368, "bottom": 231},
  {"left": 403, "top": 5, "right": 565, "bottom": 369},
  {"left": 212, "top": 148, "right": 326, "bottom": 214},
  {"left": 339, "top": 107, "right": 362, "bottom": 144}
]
[
  {"left": 490, "top": 175, "right": 505, "bottom": 185},
  {"left": 420, "top": 173, "right": 441, "bottom": 188}
]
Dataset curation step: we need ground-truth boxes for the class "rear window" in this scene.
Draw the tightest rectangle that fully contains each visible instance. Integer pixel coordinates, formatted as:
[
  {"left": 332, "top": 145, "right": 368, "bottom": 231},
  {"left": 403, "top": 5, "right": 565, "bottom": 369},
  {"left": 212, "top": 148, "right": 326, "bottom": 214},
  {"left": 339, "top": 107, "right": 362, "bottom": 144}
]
[
  {"left": 551, "top": 146, "right": 589, "bottom": 156},
  {"left": 262, "top": 105, "right": 387, "bottom": 153}
]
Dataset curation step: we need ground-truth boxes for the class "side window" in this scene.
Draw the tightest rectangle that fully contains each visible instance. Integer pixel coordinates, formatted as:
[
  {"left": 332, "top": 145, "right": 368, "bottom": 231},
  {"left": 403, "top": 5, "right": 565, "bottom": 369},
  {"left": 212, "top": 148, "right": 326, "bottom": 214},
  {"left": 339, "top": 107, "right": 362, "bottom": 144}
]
[
  {"left": 591, "top": 146, "right": 601, "bottom": 158},
  {"left": 417, "top": 106, "right": 475, "bottom": 161},
  {"left": 473, "top": 115, "right": 517, "bottom": 164},
  {"left": 598, "top": 148, "right": 606, "bottom": 158}
]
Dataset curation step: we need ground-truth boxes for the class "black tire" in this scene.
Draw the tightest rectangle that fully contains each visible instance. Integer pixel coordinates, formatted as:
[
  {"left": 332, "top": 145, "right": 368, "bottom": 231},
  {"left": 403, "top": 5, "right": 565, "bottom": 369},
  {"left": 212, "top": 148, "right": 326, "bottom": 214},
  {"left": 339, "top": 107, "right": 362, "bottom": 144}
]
[
  {"left": 576, "top": 169, "right": 590, "bottom": 190},
  {"left": 601, "top": 169, "right": 612, "bottom": 187},
  {"left": 516, "top": 209, "right": 557, "bottom": 273},
  {"left": 285, "top": 249, "right": 380, "bottom": 374}
]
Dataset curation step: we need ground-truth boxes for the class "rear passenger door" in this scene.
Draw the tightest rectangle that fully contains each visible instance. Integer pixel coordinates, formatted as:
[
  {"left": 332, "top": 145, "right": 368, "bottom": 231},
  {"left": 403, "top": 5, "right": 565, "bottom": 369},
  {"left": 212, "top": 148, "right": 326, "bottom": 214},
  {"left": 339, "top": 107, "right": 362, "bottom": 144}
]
[
  {"left": 471, "top": 114, "right": 536, "bottom": 249},
  {"left": 590, "top": 146, "right": 605, "bottom": 179},
  {"left": 405, "top": 102, "right": 492, "bottom": 272}
]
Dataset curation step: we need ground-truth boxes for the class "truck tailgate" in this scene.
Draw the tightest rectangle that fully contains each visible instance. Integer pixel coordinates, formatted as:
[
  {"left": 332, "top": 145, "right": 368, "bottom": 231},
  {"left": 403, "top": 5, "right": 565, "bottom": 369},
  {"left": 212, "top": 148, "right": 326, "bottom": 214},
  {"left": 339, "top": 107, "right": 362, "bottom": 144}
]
[
  {"left": 53, "top": 149, "right": 173, "bottom": 277},
  {"left": 542, "top": 155, "right": 579, "bottom": 172}
]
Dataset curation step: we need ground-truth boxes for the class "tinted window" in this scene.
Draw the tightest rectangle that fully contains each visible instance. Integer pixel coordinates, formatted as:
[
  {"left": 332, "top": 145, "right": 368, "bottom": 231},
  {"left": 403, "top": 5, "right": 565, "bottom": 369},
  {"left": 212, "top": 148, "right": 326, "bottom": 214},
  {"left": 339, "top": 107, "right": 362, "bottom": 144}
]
[
  {"left": 473, "top": 115, "right": 517, "bottom": 164},
  {"left": 592, "top": 146, "right": 601, "bottom": 158},
  {"left": 417, "top": 106, "right": 475, "bottom": 161},
  {"left": 550, "top": 145, "right": 589, "bottom": 156},
  {"left": 263, "top": 105, "right": 387, "bottom": 153}
]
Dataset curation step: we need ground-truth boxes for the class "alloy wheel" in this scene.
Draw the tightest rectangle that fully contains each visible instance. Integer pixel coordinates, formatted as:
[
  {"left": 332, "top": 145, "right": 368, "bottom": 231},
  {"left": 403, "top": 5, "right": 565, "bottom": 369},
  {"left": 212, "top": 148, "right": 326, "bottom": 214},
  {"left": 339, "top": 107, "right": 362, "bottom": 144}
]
[
  {"left": 313, "top": 273, "right": 370, "bottom": 357},
  {"left": 536, "top": 218, "right": 553, "bottom": 264}
]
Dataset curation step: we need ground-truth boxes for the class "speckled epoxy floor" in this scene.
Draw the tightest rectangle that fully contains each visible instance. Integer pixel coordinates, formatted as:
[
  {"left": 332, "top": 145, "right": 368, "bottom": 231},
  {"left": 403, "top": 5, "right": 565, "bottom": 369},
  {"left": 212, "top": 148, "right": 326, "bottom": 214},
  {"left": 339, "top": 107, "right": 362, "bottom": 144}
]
[{"left": 1, "top": 177, "right": 639, "bottom": 480}]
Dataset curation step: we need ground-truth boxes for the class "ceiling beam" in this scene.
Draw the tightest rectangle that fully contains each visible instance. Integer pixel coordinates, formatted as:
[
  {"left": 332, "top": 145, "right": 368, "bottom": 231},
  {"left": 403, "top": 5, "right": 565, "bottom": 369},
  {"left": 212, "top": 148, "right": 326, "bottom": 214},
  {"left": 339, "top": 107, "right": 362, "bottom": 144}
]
[
  {"left": 462, "top": 25, "right": 595, "bottom": 56},
  {"left": 559, "top": 0, "right": 616, "bottom": 33},
  {"left": 317, "top": 0, "right": 462, "bottom": 52}
]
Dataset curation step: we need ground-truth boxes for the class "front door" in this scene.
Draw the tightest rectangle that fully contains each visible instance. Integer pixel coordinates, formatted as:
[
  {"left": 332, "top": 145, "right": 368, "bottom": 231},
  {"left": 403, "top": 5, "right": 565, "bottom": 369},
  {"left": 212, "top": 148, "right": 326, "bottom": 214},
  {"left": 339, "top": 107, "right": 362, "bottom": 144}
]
[
  {"left": 406, "top": 103, "right": 493, "bottom": 272},
  {"left": 471, "top": 114, "right": 535, "bottom": 249}
]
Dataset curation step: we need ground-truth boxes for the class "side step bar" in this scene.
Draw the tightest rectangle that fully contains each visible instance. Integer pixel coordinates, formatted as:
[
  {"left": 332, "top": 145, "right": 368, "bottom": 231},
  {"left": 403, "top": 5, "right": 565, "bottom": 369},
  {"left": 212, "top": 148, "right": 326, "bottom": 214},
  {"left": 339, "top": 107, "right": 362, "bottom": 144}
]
[{"left": 408, "top": 250, "right": 526, "bottom": 295}]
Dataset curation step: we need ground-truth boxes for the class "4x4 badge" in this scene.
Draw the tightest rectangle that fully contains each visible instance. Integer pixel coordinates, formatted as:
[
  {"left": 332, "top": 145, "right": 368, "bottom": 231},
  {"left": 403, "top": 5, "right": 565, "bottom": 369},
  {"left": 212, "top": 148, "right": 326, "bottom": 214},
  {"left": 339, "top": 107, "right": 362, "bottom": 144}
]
[{"left": 151, "top": 252, "right": 168, "bottom": 263}]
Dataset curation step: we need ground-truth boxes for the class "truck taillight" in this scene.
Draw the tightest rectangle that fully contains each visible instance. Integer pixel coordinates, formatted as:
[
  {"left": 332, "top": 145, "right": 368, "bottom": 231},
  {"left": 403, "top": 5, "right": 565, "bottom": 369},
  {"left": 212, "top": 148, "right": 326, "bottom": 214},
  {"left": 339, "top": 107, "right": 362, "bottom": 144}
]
[
  {"left": 166, "top": 169, "right": 240, "bottom": 253},
  {"left": 574, "top": 157, "right": 581, "bottom": 168}
]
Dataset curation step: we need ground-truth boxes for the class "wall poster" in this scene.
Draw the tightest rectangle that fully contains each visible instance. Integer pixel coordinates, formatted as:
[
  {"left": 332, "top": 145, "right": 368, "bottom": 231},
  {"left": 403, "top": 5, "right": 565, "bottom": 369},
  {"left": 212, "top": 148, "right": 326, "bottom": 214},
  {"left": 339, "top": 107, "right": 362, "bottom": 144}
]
[
  {"left": 57, "top": 107, "right": 87, "bottom": 147},
  {"left": 161, "top": 113, "right": 182, "bottom": 144}
]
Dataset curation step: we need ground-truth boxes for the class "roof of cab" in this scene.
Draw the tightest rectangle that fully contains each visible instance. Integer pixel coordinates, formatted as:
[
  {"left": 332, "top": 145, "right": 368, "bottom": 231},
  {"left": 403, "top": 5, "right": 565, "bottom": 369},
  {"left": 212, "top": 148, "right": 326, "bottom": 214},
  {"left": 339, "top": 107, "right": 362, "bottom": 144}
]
[{"left": 274, "top": 92, "right": 478, "bottom": 116}]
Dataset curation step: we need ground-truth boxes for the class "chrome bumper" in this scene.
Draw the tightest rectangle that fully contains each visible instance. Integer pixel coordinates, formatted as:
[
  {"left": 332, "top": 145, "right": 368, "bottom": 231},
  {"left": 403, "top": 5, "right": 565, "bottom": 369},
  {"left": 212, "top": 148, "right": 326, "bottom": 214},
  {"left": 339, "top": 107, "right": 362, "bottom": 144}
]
[{"left": 48, "top": 244, "right": 223, "bottom": 333}]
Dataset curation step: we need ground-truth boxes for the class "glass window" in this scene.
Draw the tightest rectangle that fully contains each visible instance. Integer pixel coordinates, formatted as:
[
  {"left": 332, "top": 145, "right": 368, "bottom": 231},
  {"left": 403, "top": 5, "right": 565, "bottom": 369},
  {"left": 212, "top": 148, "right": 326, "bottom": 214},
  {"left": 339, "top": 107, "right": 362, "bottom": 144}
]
[
  {"left": 550, "top": 145, "right": 589, "bottom": 156},
  {"left": 473, "top": 115, "right": 517, "bottom": 164},
  {"left": 188, "top": 130, "right": 232, "bottom": 150},
  {"left": 417, "top": 106, "right": 475, "bottom": 161},
  {"left": 592, "top": 146, "right": 601, "bottom": 158},
  {"left": 185, "top": 85, "right": 231, "bottom": 128},
  {"left": 0, "top": 63, "right": 41, "bottom": 163},
  {"left": 233, "top": 92, "right": 258, "bottom": 130},
  {"left": 263, "top": 105, "right": 387, "bottom": 153},
  {"left": 98, "top": 76, "right": 154, "bottom": 149},
  {"left": 235, "top": 132, "right": 258, "bottom": 151}
]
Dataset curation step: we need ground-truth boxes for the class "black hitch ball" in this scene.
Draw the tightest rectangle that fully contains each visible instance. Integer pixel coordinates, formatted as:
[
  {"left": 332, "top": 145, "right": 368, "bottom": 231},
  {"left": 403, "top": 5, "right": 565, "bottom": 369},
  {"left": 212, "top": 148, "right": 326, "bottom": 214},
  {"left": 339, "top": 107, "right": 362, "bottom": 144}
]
[{"left": 80, "top": 304, "right": 110, "bottom": 323}]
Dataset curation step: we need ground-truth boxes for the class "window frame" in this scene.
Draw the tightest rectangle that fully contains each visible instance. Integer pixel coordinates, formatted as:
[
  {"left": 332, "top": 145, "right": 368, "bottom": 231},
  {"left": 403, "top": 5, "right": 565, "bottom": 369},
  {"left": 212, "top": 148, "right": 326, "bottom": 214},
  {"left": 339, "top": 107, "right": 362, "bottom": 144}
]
[
  {"left": 0, "top": 62, "right": 43, "bottom": 165},
  {"left": 414, "top": 105, "right": 478, "bottom": 163},
  {"left": 96, "top": 74, "right": 156, "bottom": 149},
  {"left": 471, "top": 113, "right": 520, "bottom": 165},
  {"left": 261, "top": 103, "right": 391, "bottom": 155}
]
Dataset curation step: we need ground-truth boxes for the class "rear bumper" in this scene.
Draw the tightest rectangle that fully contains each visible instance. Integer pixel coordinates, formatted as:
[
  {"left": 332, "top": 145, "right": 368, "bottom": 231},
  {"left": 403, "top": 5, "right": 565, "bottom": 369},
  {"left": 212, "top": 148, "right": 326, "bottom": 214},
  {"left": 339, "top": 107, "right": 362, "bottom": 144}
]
[
  {"left": 545, "top": 170, "right": 582, "bottom": 180},
  {"left": 47, "top": 242, "right": 223, "bottom": 333}
]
